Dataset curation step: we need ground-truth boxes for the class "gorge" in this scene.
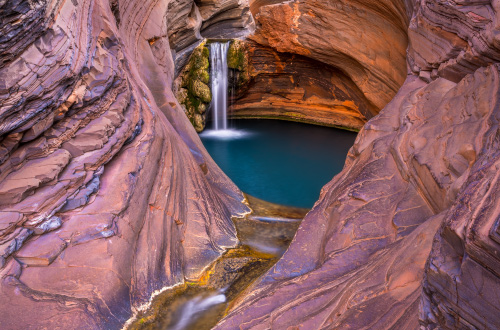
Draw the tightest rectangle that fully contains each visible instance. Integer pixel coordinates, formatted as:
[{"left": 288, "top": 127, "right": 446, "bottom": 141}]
[{"left": 1, "top": 0, "right": 500, "bottom": 329}]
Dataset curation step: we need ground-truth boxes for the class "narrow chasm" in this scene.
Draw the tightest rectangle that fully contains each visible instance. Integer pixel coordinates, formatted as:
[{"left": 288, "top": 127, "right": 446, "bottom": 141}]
[{"left": 133, "top": 0, "right": 409, "bottom": 326}]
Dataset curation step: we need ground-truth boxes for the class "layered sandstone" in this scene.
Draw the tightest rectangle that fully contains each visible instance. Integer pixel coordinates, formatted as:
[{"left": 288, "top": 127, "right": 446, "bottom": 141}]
[
  {"left": 249, "top": 0, "right": 409, "bottom": 111},
  {"left": 3, "top": 0, "right": 500, "bottom": 329},
  {"left": 212, "top": 1, "right": 500, "bottom": 329},
  {"left": 228, "top": 40, "right": 374, "bottom": 130},
  {"left": 0, "top": 0, "right": 249, "bottom": 328},
  {"left": 226, "top": 0, "right": 410, "bottom": 130},
  {"left": 167, "top": 0, "right": 255, "bottom": 71}
]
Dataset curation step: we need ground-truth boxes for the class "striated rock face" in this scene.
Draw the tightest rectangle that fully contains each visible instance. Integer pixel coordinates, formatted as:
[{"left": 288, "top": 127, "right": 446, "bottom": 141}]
[
  {"left": 228, "top": 40, "right": 374, "bottom": 130},
  {"left": 230, "top": 0, "right": 409, "bottom": 129},
  {"left": 250, "top": 0, "right": 410, "bottom": 111},
  {"left": 167, "top": 0, "right": 255, "bottom": 71},
  {"left": 407, "top": 0, "right": 500, "bottom": 83},
  {"left": 211, "top": 1, "right": 500, "bottom": 329},
  {"left": 214, "top": 67, "right": 500, "bottom": 329},
  {"left": 3, "top": 0, "right": 500, "bottom": 329},
  {"left": 0, "top": 0, "right": 249, "bottom": 328},
  {"left": 197, "top": 0, "right": 255, "bottom": 39},
  {"left": 410, "top": 1, "right": 500, "bottom": 328}
]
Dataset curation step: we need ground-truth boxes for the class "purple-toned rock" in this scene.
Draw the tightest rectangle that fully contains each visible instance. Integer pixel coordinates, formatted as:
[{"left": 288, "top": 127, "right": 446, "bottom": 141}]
[
  {"left": 3, "top": 0, "right": 500, "bottom": 329},
  {"left": 0, "top": 0, "right": 249, "bottom": 328},
  {"left": 212, "top": 1, "right": 500, "bottom": 329}
]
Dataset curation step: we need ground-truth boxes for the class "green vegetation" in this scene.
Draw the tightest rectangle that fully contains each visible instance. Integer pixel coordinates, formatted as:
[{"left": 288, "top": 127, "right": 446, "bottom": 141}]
[
  {"left": 227, "top": 39, "right": 249, "bottom": 87},
  {"left": 176, "top": 41, "right": 211, "bottom": 133}
]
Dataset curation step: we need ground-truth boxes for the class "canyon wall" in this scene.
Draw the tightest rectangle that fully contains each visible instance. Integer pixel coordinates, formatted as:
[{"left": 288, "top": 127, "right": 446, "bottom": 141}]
[
  {"left": 228, "top": 40, "right": 373, "bottom": 130},
  {"left": 226, "top": 0, "right": 410, "bottom": 130},
  {"left": 248, "top": 0, "right": 410, "bottom": 110},
  {"left": 213, "top": 1, "right": 500, "bottom": 329},
  {"left": 2, "top": 0, "right": 500, "bottom": 329},
  {"left": 0, "top": 0, "right": 251, "bottom": 328},
  {"left": 167, "top": 0, "right": 255, "bottom": 72}
]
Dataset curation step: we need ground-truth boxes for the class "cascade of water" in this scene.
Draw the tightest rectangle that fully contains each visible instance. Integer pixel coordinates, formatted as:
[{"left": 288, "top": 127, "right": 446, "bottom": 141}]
[{"left": 210, "top": 42, "right": 230, "bottom": 131}]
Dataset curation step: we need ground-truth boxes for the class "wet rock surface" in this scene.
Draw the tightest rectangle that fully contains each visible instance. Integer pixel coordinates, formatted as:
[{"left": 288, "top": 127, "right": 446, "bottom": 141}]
[
  {"left": 125, "top": 195, "right": 305, "bottom": 330},
  {"left": 167, "top": 0, "right": 255, "bottom": 71},
  {"left": 174, "top": 42, "right": 211, "bottom": 132},
  {"left": 211, "top": 1, "right": 500, "bottom": 329}
]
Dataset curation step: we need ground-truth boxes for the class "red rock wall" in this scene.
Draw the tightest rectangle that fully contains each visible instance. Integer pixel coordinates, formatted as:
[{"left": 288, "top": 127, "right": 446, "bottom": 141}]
[
  {"left": 228, "top": 41, "right": 374, "bottom": 130},
  {"left": 231, "top": 0, "right": 409, "bottom": 129},
  {"left": 212, "top": 1, "right": 500, "bottom": 329},
  {"left": 0, "top": 0, "right": 249, "bottom": 328},
  {"left": 250, "top": 0, "right": 410, "bottom": 111},
  {"left": 3, "top": 0, "right": 500, "bottom": 329}
]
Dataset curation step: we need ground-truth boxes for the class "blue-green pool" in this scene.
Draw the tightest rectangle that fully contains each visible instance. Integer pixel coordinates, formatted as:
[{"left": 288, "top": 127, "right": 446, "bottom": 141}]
[{"left": 200, "top": 120, "right": 358, "bottom": 208}]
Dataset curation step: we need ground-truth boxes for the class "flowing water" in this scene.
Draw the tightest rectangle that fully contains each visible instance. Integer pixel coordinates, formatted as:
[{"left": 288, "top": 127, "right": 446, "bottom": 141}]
[
  {"left": 206, "top": 42, "right": 357, "bottom": 208},
  {"left": 210, "top": 42, "right": 230, "bottom": 131},
  {"left": 125, "top": 197, "right": 307, "bottom": 330}
]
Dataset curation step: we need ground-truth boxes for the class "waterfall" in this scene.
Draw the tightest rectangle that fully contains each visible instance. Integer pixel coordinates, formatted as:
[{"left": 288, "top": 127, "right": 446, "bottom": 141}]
[
  {"left": 201, "top": 41, "right": 248, "bottom": 139},
  {"left": 210, "top": 42, "right": 230, "bottom": 131}
]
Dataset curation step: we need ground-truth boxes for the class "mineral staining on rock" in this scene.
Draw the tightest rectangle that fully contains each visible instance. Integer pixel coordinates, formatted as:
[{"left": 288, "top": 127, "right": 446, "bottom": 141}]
[
  {"left": 166, "top": 0, "right": 255, "bottom": 70},
  {"left": 228, "top": 40, "right": 372, "bottom": 130},
  {"left": 250, "top": 0, "right": 409, "bottom": 111},
  {"left": 211, "top": 1, "right": 500, "bottom": 329},
  {"left": 3, "top": 0, "right": 500, "bottom": 329},
  {"left": 175, "top": 42, "right": 212, "bottom": 132},
  {"left": 126, "top": 195, "right": 305, "bottom": 330}
]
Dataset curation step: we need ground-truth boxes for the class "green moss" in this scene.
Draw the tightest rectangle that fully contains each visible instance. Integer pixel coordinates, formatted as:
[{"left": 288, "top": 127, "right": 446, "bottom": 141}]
[
  {"left": 198, "top": 69, "right": 210, "bottom": 84},
  {"left": 177, "top": 41, "right": 212, "bottom": 132},
  {"left": 228, "top": 39, "right": 247, "bottom": 71},
  {"left": 192, "top": 46, "right": 209, "bottom": 70},
  {"left": 191, "top": 80, "right": 212, "bottom": 103},
  {"left": 202, "top": 46, "right": 209, "bottom": 59},
  {"left": 228, "top": 39, "right": 250, "bottom": 88}
]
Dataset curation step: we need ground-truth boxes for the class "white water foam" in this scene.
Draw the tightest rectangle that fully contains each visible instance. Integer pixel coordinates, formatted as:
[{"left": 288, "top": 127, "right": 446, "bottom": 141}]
[
  {"left": 120, "top": 282, "right": 185, "bottom": 330},
  {"left": 200, "top": 129, "right": 252, "bottom": 139}
]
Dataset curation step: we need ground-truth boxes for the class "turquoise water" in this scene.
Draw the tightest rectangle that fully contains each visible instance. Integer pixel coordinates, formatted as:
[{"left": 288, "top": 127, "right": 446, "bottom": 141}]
[{"left": 200, "top": 120, "right": 357, "bottom": 208}]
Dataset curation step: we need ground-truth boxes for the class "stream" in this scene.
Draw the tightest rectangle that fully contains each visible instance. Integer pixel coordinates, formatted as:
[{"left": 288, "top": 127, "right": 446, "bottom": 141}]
[{"left": 126, "top": 196, "right": 308, "bottom": 330}]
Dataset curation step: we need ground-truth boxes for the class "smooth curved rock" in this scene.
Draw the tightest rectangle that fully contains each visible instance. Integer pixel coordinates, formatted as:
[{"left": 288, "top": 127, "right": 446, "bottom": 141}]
[
  {"left": 213, "top": 2, "right": 500, "bottom": 329},
  {"left": 214, "top": 65, "right": 500, "bottom": 330},
  {"left": 3, "top": 0, "right": 500, "bottom": 329},
  {"left": 0, "top": 0, "right": 249, "bottom": 328},
  {"left": 228, "top": 40, "right": 374, "bottom": 130},
  {"left": 250, "top": 0, "right": 410, "bottom": 110}
]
